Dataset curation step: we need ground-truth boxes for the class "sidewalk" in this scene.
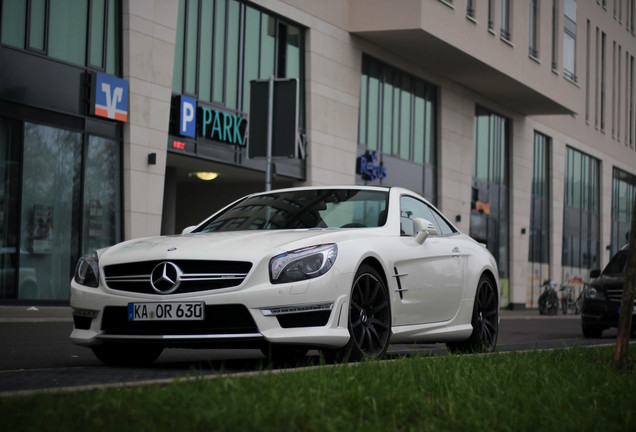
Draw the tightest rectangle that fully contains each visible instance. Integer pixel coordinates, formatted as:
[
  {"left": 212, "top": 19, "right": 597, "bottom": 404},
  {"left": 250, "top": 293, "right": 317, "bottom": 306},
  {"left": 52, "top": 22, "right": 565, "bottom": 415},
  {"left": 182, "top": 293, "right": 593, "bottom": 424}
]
[
  {"left": 0, "top": 305, "right": 73, "bottom": 323},
  {"left": 0, "top": 305, "right": 578, "bottom": 323}
]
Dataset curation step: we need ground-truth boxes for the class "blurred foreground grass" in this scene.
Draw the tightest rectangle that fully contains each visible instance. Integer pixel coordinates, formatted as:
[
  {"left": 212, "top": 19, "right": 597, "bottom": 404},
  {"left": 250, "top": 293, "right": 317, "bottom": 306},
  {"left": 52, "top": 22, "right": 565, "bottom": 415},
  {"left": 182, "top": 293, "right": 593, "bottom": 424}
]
[{"left": 1, "top": 345, "right": 634, "bottom": 432}]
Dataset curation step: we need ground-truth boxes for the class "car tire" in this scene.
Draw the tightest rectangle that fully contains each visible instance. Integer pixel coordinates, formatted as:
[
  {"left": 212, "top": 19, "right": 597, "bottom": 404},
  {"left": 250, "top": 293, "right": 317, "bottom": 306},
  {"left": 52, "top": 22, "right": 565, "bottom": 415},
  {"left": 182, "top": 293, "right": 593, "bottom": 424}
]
[
  {"left": 338, "top": 264, "right": 391, "bottom": 362},
  {"left": 447, "top": 275, "right": 499, "bottom": 354},
  {"left": 581, "top": 324, "right": 603, "bottom": 338},
  {"left": 91, "top": 342, "right": 163, "bottom": 366}
]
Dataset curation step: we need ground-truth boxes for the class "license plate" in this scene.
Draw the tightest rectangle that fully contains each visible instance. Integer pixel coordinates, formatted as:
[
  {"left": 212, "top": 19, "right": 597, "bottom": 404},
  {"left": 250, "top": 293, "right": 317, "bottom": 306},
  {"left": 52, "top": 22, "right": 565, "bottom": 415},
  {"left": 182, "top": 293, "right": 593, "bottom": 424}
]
[{"left": 127, "top": 302, "right": 205, "bottom": 321}]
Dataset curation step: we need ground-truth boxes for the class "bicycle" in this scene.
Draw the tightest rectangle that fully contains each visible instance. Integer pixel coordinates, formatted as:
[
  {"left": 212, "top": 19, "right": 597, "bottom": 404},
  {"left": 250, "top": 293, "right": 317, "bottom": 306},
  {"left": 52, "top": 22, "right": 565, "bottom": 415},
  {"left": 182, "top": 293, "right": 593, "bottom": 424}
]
[
  {"left": 560, "top": 280, "right": 585, "bottom": 315},
  {"left": 538, "top": 280, "right": 559, "bottom": 315}
]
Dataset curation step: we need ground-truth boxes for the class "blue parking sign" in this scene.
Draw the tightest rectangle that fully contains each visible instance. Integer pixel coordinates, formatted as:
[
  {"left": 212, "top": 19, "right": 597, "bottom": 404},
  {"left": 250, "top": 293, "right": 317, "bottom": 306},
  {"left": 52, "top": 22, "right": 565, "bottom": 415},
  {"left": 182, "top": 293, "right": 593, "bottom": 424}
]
[{"left": 180, "top": 96, "right": 197, "bottom": 138}]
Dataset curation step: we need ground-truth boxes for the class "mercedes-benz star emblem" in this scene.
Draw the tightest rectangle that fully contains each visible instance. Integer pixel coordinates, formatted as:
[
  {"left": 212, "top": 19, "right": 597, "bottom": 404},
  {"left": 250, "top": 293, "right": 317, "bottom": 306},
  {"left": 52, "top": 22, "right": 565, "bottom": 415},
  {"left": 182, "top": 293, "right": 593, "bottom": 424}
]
[{"left": 150, "top": 262, "right": 182, "bottom": 294}]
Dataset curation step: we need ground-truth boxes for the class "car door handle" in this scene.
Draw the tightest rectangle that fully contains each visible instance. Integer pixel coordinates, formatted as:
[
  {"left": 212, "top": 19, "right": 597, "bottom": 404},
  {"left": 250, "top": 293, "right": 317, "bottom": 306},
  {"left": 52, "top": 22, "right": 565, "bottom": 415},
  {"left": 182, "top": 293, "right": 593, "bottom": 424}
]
[{"left": 451, "top": 247, "right": 461, "bottom": 257}]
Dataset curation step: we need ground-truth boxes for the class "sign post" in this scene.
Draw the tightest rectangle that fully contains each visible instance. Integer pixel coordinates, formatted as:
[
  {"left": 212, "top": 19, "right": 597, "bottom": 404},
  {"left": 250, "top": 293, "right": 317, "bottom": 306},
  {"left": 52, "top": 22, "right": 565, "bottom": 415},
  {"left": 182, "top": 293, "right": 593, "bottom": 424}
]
[{"left": 265, "top": 77, "right": 274, "bottom": 191}]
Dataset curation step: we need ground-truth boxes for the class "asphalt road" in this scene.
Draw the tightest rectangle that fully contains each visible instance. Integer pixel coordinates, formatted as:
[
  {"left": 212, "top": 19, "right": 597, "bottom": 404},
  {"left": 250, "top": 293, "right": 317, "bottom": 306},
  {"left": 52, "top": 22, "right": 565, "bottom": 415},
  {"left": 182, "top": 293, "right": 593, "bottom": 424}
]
[{"left": 0, "top": 310, "right": 624, "bottom": 396}]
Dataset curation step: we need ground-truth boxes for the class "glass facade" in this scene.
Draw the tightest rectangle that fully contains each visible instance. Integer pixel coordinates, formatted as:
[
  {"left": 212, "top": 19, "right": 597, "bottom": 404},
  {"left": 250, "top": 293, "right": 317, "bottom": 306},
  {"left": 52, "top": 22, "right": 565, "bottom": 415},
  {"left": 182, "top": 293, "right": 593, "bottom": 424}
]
[
  {"left": 358, "top": 56, "right": 437, "bottom": 202},
  {"left": 529, "top": 132, "right": 550, "bottom": 264},
  {"left": 0, "top": 119, "right": 121, "bottom": 302},
  {"left": 471, "top": 107, "right": 509, "bottom": 304},
  {"left": 610, "top": 168, "right": 636, "bottom": 256},
  {"left": 528, "top": 132, "right": 550, "bottom": 307},
  {"left": 562, "top": 147, "right": 599, "bottom": 278},
  {"left": 172, "top": 0, "right": 304, "bottom": 128},
  {"left": 1, "top": 0, "right": 121, "bottom": 74}
]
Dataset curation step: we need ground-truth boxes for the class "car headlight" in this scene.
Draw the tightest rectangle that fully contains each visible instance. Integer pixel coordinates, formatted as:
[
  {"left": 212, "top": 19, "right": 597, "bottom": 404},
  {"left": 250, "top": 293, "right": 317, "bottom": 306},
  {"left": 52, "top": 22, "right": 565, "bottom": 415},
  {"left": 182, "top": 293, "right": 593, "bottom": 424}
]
[
  {"left": 585, "top": 286, "right": 605, "bottom": 301},
  {"left": 270, "top": 244, "right": 338, "bottom": 284},
  {"left": 74, "top": 251, "right": 100, "bottom": 288}
]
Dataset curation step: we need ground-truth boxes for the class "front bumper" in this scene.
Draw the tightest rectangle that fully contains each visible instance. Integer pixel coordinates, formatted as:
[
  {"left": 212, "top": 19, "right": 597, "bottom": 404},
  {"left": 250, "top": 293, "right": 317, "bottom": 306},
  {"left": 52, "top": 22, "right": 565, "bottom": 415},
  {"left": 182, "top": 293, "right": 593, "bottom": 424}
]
[
  {"left": 70, "top": 269, "right": 352, "bottom": 350},
  {"left": 581, "top": 298, "right": 635, "bottom": 329}
]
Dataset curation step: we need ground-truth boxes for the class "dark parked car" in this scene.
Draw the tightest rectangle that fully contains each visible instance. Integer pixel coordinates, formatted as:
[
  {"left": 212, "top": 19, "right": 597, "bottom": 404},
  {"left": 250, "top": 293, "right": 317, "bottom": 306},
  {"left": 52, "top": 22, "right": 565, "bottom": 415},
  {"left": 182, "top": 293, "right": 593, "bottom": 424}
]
[{"left": 581, "top": 245, "right": 635, "bottom": 338}]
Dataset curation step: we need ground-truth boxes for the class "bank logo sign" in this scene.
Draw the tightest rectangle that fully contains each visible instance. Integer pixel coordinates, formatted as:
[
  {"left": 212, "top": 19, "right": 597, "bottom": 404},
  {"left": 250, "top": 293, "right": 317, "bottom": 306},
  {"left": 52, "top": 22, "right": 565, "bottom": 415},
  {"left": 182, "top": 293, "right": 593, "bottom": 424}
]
[
  {"left": 177, "top": 96, "right": 246, "bottom": 146},
  {"left": 91, "top": 72, "right": 129, "bottom": 122},
  {"left": 357, "top": 151, "right": 387, "bottom": 181}
]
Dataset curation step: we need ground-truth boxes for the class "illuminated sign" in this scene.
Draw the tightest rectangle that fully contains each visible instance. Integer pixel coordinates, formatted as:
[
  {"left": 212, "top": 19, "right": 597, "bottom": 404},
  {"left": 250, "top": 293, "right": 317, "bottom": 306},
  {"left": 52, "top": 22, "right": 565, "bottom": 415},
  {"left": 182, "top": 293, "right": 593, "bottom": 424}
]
[
  {"left": 91, "top": 72, "right": 129, "bottom": 122},
  {"left": 175, "top": 96, "right": 246, "bottom": 146},
  {"left": 199, "top": 106, "right": 244, "bottom": 145},
  {"left": 356, "top": 151, "right": 387, "bottom": 181}
]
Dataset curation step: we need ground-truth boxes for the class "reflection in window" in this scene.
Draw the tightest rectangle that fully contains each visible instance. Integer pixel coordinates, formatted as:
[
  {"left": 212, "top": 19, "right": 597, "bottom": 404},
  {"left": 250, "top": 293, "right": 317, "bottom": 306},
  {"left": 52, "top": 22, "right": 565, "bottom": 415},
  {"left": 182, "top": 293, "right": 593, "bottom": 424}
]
[
  {"left": 529, "top": 132, "right": 550, "bottom": 264},
  {"left": 198, "top": 189, "right": 389, "bottom": 232},
  {"left": 563, "top": 0, "right": 577, "bottom": 81},
  {"left": 400, "top": 196, "right": 455, "bottom": 237},
  {"left": 20, "top": 123, "right": 82, "bottom": 300},
  {"left": 83, "top": 136, "right": 121, "bottom": 254},
  {"left": 358, "top": 56, "right": 437, "bottom": 202},
  {"left": 610, "top": 168, "right": 636, "bottom": 256},
  {"left": 172, "top": 0, "right": 304, "bottom": 126},
  {"left": 471, "top": 107, "right": 509, "bottom": 285},
  {"left": 0, "top": 119, "right": 21, "bottom": 299},
  {"left": 562, "top": 147, "right": 599, "bottom": 272},
  {"left": 1, "top": 0, "right": 120, "bottom": 73}
]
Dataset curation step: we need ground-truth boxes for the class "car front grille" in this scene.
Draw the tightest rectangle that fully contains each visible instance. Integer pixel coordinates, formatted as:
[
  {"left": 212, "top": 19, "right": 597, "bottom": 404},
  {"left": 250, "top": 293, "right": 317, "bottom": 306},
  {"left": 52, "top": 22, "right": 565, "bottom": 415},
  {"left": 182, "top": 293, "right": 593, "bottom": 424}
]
[
  {"left": 100, "top": 304, "right": 258, "bottom": 335},
  {"left": 103, "top": 260, "right": 252, "bottom": 294},
  {"left": 606, "top": 288, "right": 636, "bottom": 304}
]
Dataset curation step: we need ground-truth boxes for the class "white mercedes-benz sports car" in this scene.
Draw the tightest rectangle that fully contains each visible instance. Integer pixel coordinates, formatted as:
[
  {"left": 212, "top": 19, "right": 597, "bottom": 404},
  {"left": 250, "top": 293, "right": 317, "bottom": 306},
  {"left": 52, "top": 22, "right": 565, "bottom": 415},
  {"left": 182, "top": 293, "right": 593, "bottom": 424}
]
[{"left": 70, "top": 186, "right": 500, "bottom": 365}]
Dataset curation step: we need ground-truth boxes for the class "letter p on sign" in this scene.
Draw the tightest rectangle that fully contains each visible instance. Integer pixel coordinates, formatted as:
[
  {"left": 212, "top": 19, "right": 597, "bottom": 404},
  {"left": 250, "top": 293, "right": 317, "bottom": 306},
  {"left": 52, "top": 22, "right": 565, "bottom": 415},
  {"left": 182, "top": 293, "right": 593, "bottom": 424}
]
[{"left": 180, "top": 96, "right": 197, "bottom": 138}]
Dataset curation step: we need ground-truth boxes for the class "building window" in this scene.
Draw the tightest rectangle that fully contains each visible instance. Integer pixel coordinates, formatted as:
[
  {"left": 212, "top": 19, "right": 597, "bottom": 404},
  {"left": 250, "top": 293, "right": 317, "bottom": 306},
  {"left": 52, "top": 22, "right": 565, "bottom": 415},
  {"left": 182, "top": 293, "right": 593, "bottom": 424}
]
[
  {"left": 552, "top": 0, "right": 559, "bottom": 69},
  {"left": 529, "top": 0, "right": 539, "bottom": 57},
  {"left": 171, "top": 0, "right": 304, "bottom": 129},
  {"left": 467, "top": 0, "right": 476, "bottom": 19},
  {"left": 625, "top": 55, "right": 634, "bottom": 148},
  {"left": 610, "top": 168, "right": 636, "bottom": 256},
  {"left": 0, "top": 0, "right": 121, "bottom": 74},
  {"left": 471, "top": 107, "right": 509, "bottom": 296},
  {"left": 488, "top": 0, "right": 495, "bottom": 30},
  {"left": 563, "top": 0, "right": 578, "bottom": 82},
  {"left": 529, "top": 132, "right": 550, "bottom": 264},
  {"left": 528, "top": 131, "right": 550, "bottom": 308},
  {"left": 358, "top": 56, "right": 438, "bottom": 202},
  {"left": 600, "top": 31, "right": 606, "bottom": 131},
  {"left": 501, "top": 0, "right": 511, "bottom": 40},
  {"left": 0, "top": 117, "right": 121, "bottom": 301},
  {"left": 562, "top": 147, "right": 599, "bottom": 276}
]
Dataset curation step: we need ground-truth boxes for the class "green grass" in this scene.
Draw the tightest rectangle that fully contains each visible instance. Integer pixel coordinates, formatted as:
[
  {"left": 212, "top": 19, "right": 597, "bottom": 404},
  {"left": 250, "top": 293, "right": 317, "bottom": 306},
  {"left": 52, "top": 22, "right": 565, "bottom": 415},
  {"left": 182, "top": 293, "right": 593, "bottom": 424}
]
[{"left": 1, "top": 346, "right": 634, "bottom": 432}]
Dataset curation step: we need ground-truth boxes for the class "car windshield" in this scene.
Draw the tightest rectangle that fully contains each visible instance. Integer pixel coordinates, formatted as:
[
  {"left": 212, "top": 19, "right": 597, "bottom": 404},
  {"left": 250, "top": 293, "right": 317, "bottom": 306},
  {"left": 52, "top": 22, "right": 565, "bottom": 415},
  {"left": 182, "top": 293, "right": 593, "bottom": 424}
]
[
  {"left": 602, "top": 249, "right": 628, "bottom": 275},
  {"left": 195, "top": 189, "right": 389, "bottom": 232}
]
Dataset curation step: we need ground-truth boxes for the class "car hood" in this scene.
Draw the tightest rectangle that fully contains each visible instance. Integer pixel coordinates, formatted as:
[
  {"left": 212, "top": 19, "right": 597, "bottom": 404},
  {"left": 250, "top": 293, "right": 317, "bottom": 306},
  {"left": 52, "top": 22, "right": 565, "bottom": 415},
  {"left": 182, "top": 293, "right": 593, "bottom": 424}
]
[
  {"left": 98, "top": 228, "right": 384, "bottom": 265},
  {"left": 591, "top": 273, "right": 624, "bottom": 291}
]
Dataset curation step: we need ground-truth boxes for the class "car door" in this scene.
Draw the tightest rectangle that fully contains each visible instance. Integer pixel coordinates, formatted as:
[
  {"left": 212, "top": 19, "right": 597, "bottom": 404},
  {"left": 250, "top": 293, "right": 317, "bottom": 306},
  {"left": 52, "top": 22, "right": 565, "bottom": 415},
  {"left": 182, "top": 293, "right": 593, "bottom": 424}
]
[{"left": 390, "top": 195, "right": 466, "bottom": 325}]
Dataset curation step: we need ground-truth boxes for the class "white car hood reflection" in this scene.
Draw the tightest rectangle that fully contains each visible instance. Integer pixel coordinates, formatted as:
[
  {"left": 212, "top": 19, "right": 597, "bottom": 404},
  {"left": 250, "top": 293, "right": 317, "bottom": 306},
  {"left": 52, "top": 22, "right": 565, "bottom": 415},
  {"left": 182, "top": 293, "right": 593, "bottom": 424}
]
[{"left": 100, "top": 228, "right": 381, "bottom": 264}]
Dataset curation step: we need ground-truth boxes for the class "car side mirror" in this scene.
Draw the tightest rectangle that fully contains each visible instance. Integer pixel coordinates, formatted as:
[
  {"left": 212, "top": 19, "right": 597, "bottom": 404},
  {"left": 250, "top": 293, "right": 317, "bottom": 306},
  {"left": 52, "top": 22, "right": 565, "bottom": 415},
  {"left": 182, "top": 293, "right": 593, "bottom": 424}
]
[
  {"left": 413, "top": 218, "right": 437, "bottom": 244},
  {"left": 181, "top": 225, "right": 197, "bottom": 234},
  {"left": 589, "top": 269, "right": 601, "bottom": 279}
]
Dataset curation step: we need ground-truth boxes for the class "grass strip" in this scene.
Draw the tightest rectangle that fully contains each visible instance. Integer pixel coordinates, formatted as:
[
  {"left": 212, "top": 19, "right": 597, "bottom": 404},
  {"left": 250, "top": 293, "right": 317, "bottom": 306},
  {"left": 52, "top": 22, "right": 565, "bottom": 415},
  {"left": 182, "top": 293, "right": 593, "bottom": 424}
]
[{"left": 1, "top": 346, "right": 634, "bottom": 432}]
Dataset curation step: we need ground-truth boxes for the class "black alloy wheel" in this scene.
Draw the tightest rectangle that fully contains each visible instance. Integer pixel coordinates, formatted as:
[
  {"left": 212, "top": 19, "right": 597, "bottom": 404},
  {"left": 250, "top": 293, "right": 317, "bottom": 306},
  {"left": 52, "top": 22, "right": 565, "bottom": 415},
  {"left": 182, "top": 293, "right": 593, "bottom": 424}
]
[
  {"left": 447, "top": 275, "right": 499, "bottom": 353},
  {"left": 341, "top": 264, "right": 391, "bottom": 361}
]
